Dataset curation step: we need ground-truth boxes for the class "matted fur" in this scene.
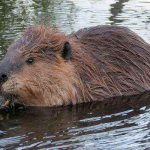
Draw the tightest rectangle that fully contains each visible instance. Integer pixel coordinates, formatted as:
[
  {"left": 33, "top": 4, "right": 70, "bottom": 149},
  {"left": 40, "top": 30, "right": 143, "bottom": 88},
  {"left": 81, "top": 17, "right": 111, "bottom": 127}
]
[{"left": 1, "top": 25, "right": 150, "bottom": 107}]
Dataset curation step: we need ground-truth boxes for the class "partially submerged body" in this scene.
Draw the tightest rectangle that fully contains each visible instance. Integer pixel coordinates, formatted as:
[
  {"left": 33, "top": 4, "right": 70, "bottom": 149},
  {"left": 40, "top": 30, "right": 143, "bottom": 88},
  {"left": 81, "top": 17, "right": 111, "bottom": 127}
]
[{"left": 0, "top": 25, "right": 150, "bottom": 107}]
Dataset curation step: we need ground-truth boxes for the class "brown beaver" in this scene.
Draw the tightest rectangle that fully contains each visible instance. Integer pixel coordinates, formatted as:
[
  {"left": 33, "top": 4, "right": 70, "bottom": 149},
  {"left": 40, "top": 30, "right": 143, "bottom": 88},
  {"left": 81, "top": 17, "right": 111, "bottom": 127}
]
[{"left": 0, "top": 25, "right": 150, "bottom": 107}]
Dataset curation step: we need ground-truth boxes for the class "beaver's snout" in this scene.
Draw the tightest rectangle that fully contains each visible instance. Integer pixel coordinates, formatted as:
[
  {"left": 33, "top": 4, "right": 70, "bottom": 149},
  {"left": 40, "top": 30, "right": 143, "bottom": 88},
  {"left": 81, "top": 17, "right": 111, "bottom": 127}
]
[
  {"left": 0, "top": 61, "right": 9, "bottom": 85},
  {"left": 0, "top": 73, "right": 8, "bottom": 84}
]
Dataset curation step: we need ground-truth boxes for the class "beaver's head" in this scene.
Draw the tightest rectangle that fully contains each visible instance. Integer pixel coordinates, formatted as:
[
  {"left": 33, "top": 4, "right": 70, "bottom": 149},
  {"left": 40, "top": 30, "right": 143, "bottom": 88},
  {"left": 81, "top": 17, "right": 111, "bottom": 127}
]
[{"left": 0, "top": 26, "right": 82, "bottom": 107}]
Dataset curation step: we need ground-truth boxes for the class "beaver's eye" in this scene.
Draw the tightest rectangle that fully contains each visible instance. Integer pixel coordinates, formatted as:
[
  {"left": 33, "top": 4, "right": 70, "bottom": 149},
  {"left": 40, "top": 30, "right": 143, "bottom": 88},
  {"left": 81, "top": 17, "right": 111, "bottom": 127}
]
[{"left": 26, "top": 58, "right": 34, "bottom": 65}]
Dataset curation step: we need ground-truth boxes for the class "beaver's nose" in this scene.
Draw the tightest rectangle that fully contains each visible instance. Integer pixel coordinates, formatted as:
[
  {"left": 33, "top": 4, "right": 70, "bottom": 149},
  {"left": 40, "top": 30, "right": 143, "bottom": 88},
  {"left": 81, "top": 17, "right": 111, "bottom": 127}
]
[{"left": 0, "top": 73, "right": 8, "bottom": 84}]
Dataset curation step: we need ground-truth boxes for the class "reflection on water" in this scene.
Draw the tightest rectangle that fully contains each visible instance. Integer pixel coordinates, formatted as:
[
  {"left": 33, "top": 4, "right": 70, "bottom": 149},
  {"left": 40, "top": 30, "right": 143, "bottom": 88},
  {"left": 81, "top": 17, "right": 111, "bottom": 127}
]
[
  {"left": 1, "top": 0, "right": 150, "bottom": 149},
  {"left": 109, "top": 0, "right": 129, "bottom": 24},
  {"left": 0, "top": 104, "right": 150, "bottom": 149}
]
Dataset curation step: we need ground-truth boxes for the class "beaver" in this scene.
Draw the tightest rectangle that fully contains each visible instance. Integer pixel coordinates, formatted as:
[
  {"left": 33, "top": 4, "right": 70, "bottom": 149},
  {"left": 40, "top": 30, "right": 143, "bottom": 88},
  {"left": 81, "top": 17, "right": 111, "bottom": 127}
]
[{"left": 0, "top": 25, "right": 150, "bottom": 107}]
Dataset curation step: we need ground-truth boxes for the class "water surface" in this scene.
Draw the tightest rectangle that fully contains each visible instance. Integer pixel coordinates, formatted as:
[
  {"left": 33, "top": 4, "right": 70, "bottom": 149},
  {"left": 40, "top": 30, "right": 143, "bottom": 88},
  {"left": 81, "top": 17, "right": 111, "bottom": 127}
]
[{"left": 1, "top": 0, "right": 150, "bottom": 149}]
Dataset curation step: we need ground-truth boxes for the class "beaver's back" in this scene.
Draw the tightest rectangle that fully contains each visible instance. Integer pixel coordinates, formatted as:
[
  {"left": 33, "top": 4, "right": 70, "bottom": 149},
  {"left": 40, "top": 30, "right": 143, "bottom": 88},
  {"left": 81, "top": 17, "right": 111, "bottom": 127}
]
[{"left": 71, "top": 26, "right": 150, "bottom": 100}]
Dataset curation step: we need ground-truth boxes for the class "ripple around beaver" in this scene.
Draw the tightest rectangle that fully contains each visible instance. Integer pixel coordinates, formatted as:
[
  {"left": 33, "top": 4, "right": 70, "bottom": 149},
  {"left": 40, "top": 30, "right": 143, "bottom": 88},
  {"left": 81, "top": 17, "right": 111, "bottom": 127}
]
[
  {"left": 0, "top": 104, "right": 146, "bottom": 149},
  {"left": 0, "top": 95, "right": 150, "bottom": 149}
]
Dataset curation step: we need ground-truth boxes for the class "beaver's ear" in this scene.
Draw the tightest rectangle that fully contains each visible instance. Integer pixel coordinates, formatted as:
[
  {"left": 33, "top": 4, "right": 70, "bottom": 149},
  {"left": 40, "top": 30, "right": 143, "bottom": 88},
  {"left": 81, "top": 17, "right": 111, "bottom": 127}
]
[{"left": 61, "top": 42, "right": 72, "bottom": 60}]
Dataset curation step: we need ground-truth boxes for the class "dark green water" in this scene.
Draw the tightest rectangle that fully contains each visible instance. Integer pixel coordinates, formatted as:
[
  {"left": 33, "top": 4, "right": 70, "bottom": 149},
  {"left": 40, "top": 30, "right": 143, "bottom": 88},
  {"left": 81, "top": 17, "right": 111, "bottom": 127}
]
[{"left": 1, "top": 0, "right": 150, "bottom": 149}]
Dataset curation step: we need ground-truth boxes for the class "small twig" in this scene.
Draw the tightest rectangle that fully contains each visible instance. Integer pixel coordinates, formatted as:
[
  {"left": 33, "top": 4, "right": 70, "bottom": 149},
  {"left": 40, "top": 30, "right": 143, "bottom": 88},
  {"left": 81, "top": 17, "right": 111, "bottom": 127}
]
[{"left": 2, "top": 99, "right": 11, "bottom": 108}]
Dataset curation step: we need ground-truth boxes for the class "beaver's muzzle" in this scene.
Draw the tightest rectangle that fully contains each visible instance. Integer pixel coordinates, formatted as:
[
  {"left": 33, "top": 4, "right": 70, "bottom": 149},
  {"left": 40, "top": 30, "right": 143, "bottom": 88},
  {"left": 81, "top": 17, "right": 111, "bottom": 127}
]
[
  {"left": 0, "top": 73, "right": 8, "bottom": 84},
  {"left": 0, "top": 59, "right": 14, "bottom": 110},
  {"left": 0, "top": 59, "right": 10, "bottom": 85}
]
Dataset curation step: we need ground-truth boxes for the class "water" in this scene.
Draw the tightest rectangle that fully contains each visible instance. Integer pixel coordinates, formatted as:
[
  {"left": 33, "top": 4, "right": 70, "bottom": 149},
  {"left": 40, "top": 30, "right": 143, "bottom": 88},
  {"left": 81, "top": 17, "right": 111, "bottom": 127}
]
[{"left": 1, "top": 0, "right": 150, "bottom": 149}]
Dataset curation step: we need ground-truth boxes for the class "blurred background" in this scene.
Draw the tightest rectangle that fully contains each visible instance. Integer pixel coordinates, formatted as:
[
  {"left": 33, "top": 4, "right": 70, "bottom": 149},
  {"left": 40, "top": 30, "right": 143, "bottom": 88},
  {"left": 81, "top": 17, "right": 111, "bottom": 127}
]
[
  {"left": 1, "top": 0, "right": 150, "bottom": 149},
  {"left": 0, "top": 0, "right": 150, "bottom": 54}
]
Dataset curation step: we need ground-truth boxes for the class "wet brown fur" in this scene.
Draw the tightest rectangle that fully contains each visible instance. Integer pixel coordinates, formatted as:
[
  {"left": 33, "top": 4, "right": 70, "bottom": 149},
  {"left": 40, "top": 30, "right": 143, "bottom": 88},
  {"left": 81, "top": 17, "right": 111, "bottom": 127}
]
[{"left": 2, "top": 25, "right": 150, "bottom": 107}]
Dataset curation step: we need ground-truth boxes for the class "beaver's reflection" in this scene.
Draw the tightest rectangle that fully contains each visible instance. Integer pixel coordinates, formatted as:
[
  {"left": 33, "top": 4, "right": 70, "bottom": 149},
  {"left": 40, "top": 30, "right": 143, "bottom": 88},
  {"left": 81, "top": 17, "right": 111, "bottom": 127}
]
[{"left": 0, "top": 98, "right": 149, "bottom": 148}]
